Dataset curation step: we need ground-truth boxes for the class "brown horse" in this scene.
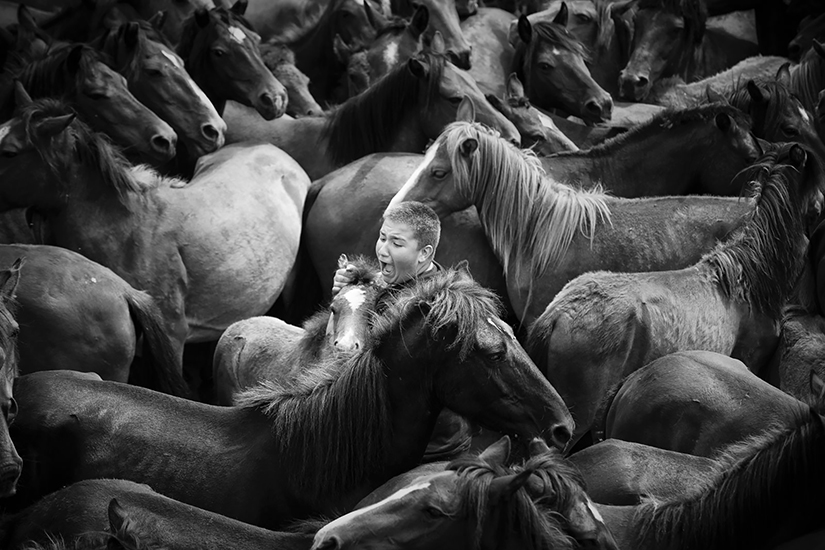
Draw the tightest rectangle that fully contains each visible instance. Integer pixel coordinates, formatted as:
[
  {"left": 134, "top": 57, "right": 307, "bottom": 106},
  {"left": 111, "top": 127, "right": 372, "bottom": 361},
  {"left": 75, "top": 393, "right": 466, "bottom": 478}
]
[
  {"left": 5, "top": 267, "right": 574, "bottom": 527},
  {"left": 0, "top": 245, "right": 187, "bottom": 397},
  {"left": 568, "top": 439, "right": 718, "bottom": 505},
  {"left": 459, "top": 7, "right": 515, "bottom": 98},
  {"left": 223, "top": 49, "right": 519, "bottom": 180},
  {"left": 0, "top": 96, "right": 310, "bottom": 365},
  {"left": 528, "top": 144, "right": 822, "bottom": 443},
  {"left": 596, "top": 409, "right": 825, "bottom": 549},
  {"left": 391, "top": 0, "right": 472, "bottom": 69},
  {"left": 512, "top": 9, "right": 613, "bottom": 124},
  {"left": 0, "top": 479, "right": 313, "bottom": 550},
  {"left": 0, "top": 259, "right": 22, "bottom": 499},
  {"left": 177, "top": 2, "right": 288, "bottom": 120},
  {"left": 596, "top": 351, "right": 817, "bottom": 458},
  {"left": 94, "top": 18, "right": 227, "bottom": 160},
  {"left": 314, "top": 436, "right": 619, "bottom": 550},
  {"left": 539, "top": 102, "right": 762, "bottom": 196},
  {"left": 8, "top": 43, "right": 177, "bottom": 164},
  {"left": 389, "top": 119, "right": 754, "bottom": 327},
  {"left": 212, "top": 255, "right": 381, "bottom": 405},
  {"left": 259, "top": 41, "right": 323, "bottom": 117}
]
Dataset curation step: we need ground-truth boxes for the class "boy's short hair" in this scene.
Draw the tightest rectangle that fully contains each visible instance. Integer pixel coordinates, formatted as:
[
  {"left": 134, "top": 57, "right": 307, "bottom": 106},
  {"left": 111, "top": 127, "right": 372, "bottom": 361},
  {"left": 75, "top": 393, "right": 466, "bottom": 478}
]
[{"left": 384, "top": 201, "right": 441, "bottom": 251}]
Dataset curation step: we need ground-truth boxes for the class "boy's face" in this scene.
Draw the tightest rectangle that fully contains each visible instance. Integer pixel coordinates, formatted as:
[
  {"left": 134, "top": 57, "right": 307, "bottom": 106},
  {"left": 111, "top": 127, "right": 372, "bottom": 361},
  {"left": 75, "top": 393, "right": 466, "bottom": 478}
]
[{"left": 375, "top": 218, "right": 432, "bottom": 285}]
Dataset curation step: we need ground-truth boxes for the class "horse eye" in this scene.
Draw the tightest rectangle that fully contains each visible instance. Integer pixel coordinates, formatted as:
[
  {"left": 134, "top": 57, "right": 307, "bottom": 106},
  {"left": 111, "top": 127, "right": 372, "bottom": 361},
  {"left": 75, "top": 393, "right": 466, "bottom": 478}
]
[
  {"left": 432, "top": 169, "right": 448, "bottom": 179},
  {"left": 487, "top": 351, "right": 505, "bottom": 362},
  {"left": 538, "top": 62, "right": 552, "bottom": 71},
  {"left": 783, "top": 126, "right": 800, "bottom": 137},
  {"left": 424, "top": 506, "right": 446, "bottom": 518},
  {"left": 574, "top": 13, "right": 592, "bottom": 22},
  {"left": 5, "top": 398, "right": 16, "bottom": 425},
  {"left": 85, "top": 91, "right": 108, "bottom": 100},
  {"left": 1, "top": 150, "right": 18, "bottom": 158},
  {"left": 448, "top": 96, "right": 463, "bottom": 104},
  {"left": 212, "top": 49, "right": 226, "bottom": 58}
]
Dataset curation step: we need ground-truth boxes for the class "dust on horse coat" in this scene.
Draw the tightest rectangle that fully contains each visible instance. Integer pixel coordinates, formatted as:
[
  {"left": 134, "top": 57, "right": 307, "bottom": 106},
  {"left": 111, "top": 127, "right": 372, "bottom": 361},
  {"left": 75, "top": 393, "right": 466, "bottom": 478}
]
[
  {"left": 0, "top": 245, "right": 187, "bottom": 397},
  {"left": 5, "top": 269, "right": 573, "bottom": 527},
  {"left": 389, "top": 120, "right": 755, "bottom": 328},
  {"left": 528, "top": 145, "right": 822, "bottom": 442},
  {"left": 0, "top": 479, "right": 312, "bottom": 550},
  {"left": 0, "top": 98, "right": 310, "bottom": 363},
  {"left": 597, "top": 351, "right": 813, "bottom": 458},
  {"left": 568, "top": 439, "right": 718, "bottom": 505}
]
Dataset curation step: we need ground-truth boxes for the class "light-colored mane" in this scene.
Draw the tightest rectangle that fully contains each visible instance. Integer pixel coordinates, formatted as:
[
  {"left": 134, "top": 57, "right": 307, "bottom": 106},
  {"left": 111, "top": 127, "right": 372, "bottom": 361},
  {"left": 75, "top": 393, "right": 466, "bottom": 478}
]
[{"left": 441, "top": 121, "right": 611, "bottom": 283}]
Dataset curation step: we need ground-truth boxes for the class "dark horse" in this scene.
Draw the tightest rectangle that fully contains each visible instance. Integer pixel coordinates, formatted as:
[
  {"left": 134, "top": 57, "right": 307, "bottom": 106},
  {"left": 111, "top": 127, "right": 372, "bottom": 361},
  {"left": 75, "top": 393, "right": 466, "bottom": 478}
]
[
  {"left": 0, "top": 479, "right": 312, "bottom": 550},
  {"left": 0, "top": 259, "right": 21, "bottom": 499},
  {"left": 597, "top": 409, "right": 825, "bottom": 548},
  {"left": 176, "top": 2, "right": 288, "bottom": 120},
  {"left": 5, "top": 268, "right": 573, "bottom": 528},
  {"left": 527, "top": 143, "right": 823, "bottom": 444}
]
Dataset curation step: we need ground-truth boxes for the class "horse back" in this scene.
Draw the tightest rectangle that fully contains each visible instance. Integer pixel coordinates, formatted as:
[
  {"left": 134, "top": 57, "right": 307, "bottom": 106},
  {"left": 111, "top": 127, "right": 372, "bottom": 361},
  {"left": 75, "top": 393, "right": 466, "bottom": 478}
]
[{"left": 0, "top": 478, "right": 313, "bottom": 550}]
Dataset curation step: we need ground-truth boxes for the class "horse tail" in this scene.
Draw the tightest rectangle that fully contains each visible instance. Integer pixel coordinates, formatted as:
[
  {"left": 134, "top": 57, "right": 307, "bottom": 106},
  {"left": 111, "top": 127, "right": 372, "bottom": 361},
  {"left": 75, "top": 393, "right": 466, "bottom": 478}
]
[{"left": 125, "top": 290, "right": 190, "bottom": 398}]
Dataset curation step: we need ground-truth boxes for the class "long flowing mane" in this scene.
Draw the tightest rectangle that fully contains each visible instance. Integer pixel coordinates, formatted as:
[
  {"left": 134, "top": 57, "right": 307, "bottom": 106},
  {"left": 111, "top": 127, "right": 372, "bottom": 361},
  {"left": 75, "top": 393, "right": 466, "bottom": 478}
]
[
  {"left": 439, "top": 121, "right": 611, "bottom": 284},
  {"left": 633, "top": 409, "right": 825, "bottom": 549},
  {"left": 11, "top": 44, "right": 98, "bottom": 98},
  {"left": 790, "top": 46, "right": 825, "bottom": 112},
  {"left": 702, "top": 145, "right": 819, "bottom": 318},
  {"left": 235, "top": 268, "right": 502, "bottom": 499},
  {"left": 559, "top": 102, "right": 752, "bottom": 159},
  {"left": 322, "top": 51, "right": 446, "bottom": 166},
  {"left": 444, "top": 451, "right": 577, "bottom": 550},
  {"left": 513, "top": 19, "right": 591, "bottom": 86},
  {"left": 17, "top": 98, "right": 165, "bottom": 205}
]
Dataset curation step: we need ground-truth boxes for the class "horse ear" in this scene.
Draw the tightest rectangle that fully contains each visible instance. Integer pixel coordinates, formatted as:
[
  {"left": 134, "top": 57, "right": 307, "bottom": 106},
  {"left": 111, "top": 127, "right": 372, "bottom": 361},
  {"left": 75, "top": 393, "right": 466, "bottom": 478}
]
[
  {"left": 789, "top": 144, "right": 808, "bottom": 170},
  {"left": 124, "top": 22, "right": 140, "bottom": 49},
  {"left": 815, "top": 39, "right": 825, "bottom": 60},
  {"left": 13, "top": 81, "right": 32, "bottom": 108},
  {"left": 528, "top": 436, "right": 553, "bottom": 456},
  {"left": 409, "top": 4, "right": 429, "bottom": 38},
  {"left": 488, "top": 470, "right": 534, "bottom": 502},
  {"left": 775, "top": 62, "right": 791, "bottom": 87},
  {"left": 430, "top": 30, "right": 446, "bottom": 55},
  {"left": 195, "top": 8, "right": 210, "bottom": 28},
  {"left": 0, "top": 259, "right": 22, "bottom": 304},
  {"left": 231, "top": 0, "right": 248, "bottom": 16},
  {"left": 714, "top": 112, "right": 731, "bottom": 132},
  {"left": 811, "top": 370, "right": 825, "bottom": 402},
  {"left": 67, "top": 45, "right": 84, "bottom": 75},
  {"left": 517, "top": 15, "right": 532, "bottom": 44},
  {"left": 746, "top": 80, "right": 765, "bottom": 104},
  {"left": 16, "top": 4, "right": 38, "bottom": 33},
  {"left": 705, "top": 85, "right": 728, "bottom": 105},
  {"left": 407, "top": 57, "right": 430, "bottom": 79},
  {"left": 553, "top": 2, "right": 569, "bottom": 27},
  {"left": 456, "top": 95, "right": 476, "bottom": 122},
  {"left": 459, "top": 137, "right": 478, "bottom": 157},
  {"left": 147, "top": 10, "right": 167, "bottom": 31},
  {"left": 506, "top": 73, "right": 525, "bottom": 99},
  {"left": 36, "top": 113, "right": 75, "bottom": 140},
  {"left": 478, "top": 435, "right": 511, "bottom": 464},
  {"left": 332, "top": 33, "right": 352, "bottom": 63}
]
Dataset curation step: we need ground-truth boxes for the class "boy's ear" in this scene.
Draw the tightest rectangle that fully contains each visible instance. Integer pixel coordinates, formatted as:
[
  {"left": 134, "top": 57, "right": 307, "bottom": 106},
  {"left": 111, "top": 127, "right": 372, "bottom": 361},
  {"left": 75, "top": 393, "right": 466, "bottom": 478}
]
[{"left": 419, "top": 244, "right": 434, "bottom": 262}]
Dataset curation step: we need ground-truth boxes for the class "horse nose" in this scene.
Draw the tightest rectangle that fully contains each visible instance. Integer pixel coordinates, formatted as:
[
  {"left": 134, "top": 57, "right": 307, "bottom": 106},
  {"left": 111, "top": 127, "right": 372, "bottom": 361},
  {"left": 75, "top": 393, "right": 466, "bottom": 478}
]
[
  {"left": 150, "top": 131, "right": 177, "bottom": 160},
  {"left": 586, "top": 94, "right": 613, "bottom": 122},
  {"left": 619, "top": 71, "right": 650, "bottom": 101},
  {"left": 257, "top": 92, "right": 287, "bottom": 120},
  {"left": 333, "top": 334, "right": 361, "bottom": 351},
  {"left": 313, "top": 535, "right": 341, "bottom": 550},
  {"left": 448, "top": 48, "right": 472, "bottom": 70},
  {"left": 201, "top": 122, "right": 225, "bottom": 148},
  {"left": 549, "top": 423, "right": 572, "bottom": 451}
]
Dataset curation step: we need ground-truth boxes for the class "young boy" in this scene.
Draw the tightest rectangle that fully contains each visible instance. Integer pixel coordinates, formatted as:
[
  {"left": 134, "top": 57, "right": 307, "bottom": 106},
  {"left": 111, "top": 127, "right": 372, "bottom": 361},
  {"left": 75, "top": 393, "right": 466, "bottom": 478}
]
[{"left": 331, "top": 200, "right": 442, "bottom": 301}]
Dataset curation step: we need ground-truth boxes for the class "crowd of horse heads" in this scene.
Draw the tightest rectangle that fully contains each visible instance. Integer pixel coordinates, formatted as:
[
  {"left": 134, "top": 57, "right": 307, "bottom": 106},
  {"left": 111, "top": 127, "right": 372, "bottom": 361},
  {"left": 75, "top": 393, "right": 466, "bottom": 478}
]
[{"left": 0, "top": 0, "right": 821, "bottom": 548}]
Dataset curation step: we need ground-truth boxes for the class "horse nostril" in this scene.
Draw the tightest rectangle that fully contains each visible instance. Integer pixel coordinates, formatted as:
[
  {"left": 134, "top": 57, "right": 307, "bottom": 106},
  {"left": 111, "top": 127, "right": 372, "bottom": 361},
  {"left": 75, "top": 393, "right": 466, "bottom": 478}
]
[
  {"left": 315, "top": 536, "right": 341, "bottom": 550},
  {"left": 151, "top": 133, "right": 176, "bottom": 156},
  {"left": 352, "top": 341, "right": 360, "bottom": 350},
  {"left": 201, "top": 123, "right": 221, "bottom": 142},
  {"left": 635, "top": 75, "right": 649, "bottom": 90},
  {"left": 551, "top": 424, "right": 572, "bottom": 449},
  {"left": 259, "top": 93, "right": 275, "bottom": 107},
  {"left": 584, "top": 100, "right": 602, "bottom": 115}
]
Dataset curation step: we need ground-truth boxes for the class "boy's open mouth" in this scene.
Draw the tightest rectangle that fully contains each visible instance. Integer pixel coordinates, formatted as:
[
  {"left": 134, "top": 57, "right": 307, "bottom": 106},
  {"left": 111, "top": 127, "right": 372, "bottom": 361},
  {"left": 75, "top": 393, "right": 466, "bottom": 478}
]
[{"left": 380, "top": 261, "right": 393, "bottom": 277}]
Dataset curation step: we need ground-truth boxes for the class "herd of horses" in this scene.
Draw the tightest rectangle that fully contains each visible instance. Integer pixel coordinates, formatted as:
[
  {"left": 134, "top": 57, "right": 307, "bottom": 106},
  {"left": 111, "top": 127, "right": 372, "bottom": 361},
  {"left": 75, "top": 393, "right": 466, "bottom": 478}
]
[{"left": 0, "top": 0, "right": 819, "bottom": 547}]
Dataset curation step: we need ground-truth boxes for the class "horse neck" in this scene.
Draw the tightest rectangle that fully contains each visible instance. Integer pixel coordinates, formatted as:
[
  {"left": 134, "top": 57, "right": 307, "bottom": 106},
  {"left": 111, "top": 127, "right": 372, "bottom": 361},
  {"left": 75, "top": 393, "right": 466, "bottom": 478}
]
[
  {"left": 589, "top": 27, "right": 624, "bottom": 97},
  {"left": 549, "top": 122, "right": 706, "bottom": 196}
]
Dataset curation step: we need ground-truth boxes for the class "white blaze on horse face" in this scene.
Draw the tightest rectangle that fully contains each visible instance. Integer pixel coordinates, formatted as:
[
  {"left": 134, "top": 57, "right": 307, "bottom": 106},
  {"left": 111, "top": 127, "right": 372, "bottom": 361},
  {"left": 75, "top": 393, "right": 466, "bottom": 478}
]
[
  {"left": 0, "top": 121, "right": 12, "bottom": 146},
  {"left": 342, "top": 287, "right": 367, "bottom": 312},
  {"left": 315, "top": 481, "right": 432, "bottom": 535},
  {"left": 487, "top": 316, "right": 516, "bottom": 340},
  {"left": 800, "top": 105, "right": 812, "bottom": 125},
  {"left": 163, "top": 50, "right": 221, "bottom": 118},
  {"left": 383, "top": 41, "right": 400, "bottom": 70},
  {"left": 228, "top": 26, "right": 247, "bottom": 44},
  {"left": 387, "top": 143, "right": 439, "bottom": 213}
]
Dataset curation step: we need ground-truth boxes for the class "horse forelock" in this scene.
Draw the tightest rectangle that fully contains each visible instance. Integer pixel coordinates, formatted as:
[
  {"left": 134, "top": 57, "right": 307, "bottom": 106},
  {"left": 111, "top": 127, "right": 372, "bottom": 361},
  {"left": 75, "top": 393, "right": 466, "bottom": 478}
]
[
  {"left": 583, "top": 102, "right": 752, "bottom": 157},
  {"left": 446, "top": 453, "right": 576, "bottom": 550},
  {"left": 728, "top": 79, "right": 803, "bottom": 140},
  {"left": 442, "top": 121, "right": 610, "bottom": 285},
  {"left": 373, "top": 267, "right": 503, "bottom": 360},
  {"left": 514, "top": 20, "right": 592, "bottom": 85},
  {"left": 323, "top": 51, "right": 446, "bottom": 166},
  {"left": 0, "top": 296, "right": 18, "bottom": 380},
  {"left": 635, "top": 409, "right": 825, "bottom": 549},
  {"left": 594, "top": 0, "right": 616, "bottom": 52}
]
